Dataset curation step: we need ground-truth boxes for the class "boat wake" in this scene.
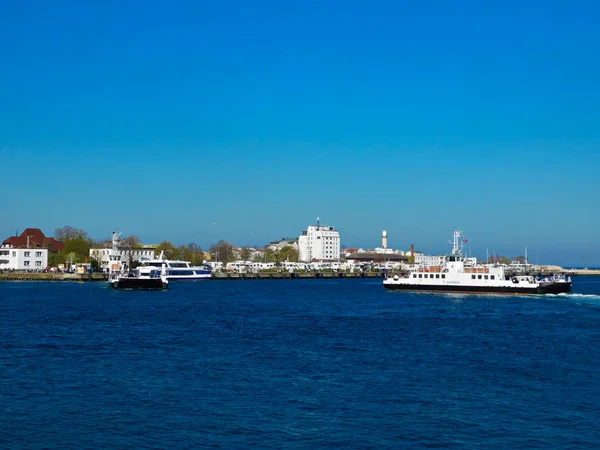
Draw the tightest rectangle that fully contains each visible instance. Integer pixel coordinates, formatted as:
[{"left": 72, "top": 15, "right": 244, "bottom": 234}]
[
  {"left": 545, "top": 293, "right": 600, "bottom": 300},
  {"left": 431, "top": 292, "right": 600, "bottom": 303}
]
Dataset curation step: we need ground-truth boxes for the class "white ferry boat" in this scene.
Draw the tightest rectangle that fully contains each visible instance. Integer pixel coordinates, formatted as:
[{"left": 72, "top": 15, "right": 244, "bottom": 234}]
[
  {"left": 107, "top": 232, "right": 168, "bottom": 290},
  {"left": 383, "top": 229, "right": 572, "bottom": 295},
  {"left": 140, "top": 252, "right": 212, "bottom": 280}
]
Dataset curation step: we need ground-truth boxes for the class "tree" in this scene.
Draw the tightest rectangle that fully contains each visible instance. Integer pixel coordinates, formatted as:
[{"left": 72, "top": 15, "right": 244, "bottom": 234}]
[
  {"left": 154, "top": 241, "right": 179, "bottom": 260},
  {"left": 264, "top": 248, "right": 282, "bottom": 264},
  {"left": 209, "top": 240, "right": 236, "bottom": 264},
  {"left": 122, "top": 235, "right": 143, "bottom": 248},
  {"left": 279, "top": 245, "right": 299, "bottom": 263},
  {"left": 240, "top": 246, "right": 252, "bottom": 261},
  {"left": 90, "top": 257, "right": 102, "bottom": 272},
  {"left": 62, "top": 237, "right": 91, "bottom": 263},
  {"left": 54, "top": 226, "right": 89, "bottom": 243},
  {"left": 48, "top": 251, "right": 65, "bottom": 268},
  {"left": 180, "top": 243, "right": 204, "bottom": 265}
]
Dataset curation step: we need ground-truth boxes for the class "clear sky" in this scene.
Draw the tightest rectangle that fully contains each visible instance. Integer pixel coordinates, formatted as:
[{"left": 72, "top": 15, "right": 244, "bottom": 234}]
[{"left": 1, "top": 0, "right": 599, "bottom": 266}]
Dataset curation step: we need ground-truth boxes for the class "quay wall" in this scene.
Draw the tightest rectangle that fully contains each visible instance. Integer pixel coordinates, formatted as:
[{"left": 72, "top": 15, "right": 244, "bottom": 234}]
[
  {"left": 0, "top": 272, "right": 383, "bottom": 282},
  {"left": 0, "top": 269, "right": 598, "bottom": 282},
  {"left": 0, "top": 273, "right": 108, "bottom": 282}
]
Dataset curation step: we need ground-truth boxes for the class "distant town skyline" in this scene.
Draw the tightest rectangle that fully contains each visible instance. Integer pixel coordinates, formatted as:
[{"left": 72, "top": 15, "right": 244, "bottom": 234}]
[
  {"left": 0, "top": 221, "right": 595, "bottom": 268},
  {"left": 1, "top": 1, "right": 599, "bottom": 267}
]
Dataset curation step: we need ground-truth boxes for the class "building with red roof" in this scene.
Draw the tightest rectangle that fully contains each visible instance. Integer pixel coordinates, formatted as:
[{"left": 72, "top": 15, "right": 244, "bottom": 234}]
[
  {"left": 0, "top": 228, "right": 64, "bottom": 270},
  {"left": 1, "top": 228, "right": 64, "bottom": 252}
]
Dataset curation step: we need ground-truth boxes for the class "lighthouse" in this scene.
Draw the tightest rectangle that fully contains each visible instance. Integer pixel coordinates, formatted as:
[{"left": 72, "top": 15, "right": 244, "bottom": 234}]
[{"left": 382, "top": 230, "right": 388, "bottom": 249}]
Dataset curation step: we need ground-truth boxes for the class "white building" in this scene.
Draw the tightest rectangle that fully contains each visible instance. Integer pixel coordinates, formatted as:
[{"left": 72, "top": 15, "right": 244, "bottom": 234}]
[
  {"left": 0, "top": 245, "right": 48, "bottom": 270},
  {"left": 298, "top": 218, "right": 340, "bottom": 262},
  {"left": 413, "top": 254, "right": 478, "bottom": 267},
  {"left": 90, "top": 247, "right": 155, "bottom": 271},
  {"left": 414, "top": 254, "right": 445, "bottom": 267}
]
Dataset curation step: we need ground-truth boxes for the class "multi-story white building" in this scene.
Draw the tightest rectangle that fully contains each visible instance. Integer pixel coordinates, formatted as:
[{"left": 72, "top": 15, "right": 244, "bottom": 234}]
[
  {"left": 414, "top": 254, "right": 445, "bottom": 267},
  {"left": 0, "top": 228, "right": 62, "bottom": 270},
  {"left": 298, "top": 218, "right": 340, "bottom": 262},
  {"left": 0, "top": 246, "right": 48, "bottom": 270},
  {"left": 414, "top": 254, "right": 478, "bottom": 267},
  {"left": 89, "top": 247, "right": 156, "bottom": 271}
]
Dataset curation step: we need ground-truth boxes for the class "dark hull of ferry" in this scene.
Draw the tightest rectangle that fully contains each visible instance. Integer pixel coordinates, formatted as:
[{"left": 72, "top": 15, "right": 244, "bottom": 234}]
[
  {"left": 384, "top": 282, "right": 572, "bottom": 295},
  {"left": 112, "top": 278, "right": 168, "bottom": 290}
]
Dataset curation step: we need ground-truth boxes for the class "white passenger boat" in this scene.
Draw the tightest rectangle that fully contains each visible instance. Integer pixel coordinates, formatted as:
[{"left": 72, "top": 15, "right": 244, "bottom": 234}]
[
  {"left": 140, "top": 252, "right": 212, "bottom": 280},
  {"left": 383, "top": 229, "right": 572, "bottom": 295}
]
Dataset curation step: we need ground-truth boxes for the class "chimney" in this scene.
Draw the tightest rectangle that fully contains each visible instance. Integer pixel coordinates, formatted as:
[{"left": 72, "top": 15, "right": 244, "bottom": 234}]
[
  {"left": 410, "top": 244, "right": 415, "bottom": 264},
  {"left": 27, "top": 235, "right": 30, "bottom": 248}
]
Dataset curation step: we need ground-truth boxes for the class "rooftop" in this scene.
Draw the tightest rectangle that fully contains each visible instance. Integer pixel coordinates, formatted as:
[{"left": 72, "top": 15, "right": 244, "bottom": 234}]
[{"left": 2, "top": 228, "right": 64, "bottom": 252}]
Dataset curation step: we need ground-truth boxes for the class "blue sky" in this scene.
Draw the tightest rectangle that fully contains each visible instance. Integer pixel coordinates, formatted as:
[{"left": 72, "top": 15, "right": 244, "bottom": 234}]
[{"left": 1, "top": 0, "right": 599, "bottom": 266}]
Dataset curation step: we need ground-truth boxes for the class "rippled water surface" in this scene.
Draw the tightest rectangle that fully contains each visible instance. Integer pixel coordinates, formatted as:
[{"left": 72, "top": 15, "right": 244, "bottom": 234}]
[{"left": 1, "top": 277, "right": 600, "bottom": 449}]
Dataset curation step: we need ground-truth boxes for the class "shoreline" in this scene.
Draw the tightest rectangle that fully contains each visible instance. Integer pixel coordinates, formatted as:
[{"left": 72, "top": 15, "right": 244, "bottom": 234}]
[{"left": 1, "top": 268, "right": 599, "bottom": 282}]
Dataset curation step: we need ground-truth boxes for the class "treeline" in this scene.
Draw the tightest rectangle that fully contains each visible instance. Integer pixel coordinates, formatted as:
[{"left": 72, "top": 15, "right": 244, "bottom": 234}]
[{"left": 49, "top": 226, "right": 299, "bottom": 267}]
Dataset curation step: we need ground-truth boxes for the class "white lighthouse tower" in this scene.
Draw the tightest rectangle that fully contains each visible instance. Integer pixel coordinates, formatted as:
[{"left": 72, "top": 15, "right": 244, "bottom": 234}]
[{"left": 382, "top": 230, "right": 388, "bottom": 249}]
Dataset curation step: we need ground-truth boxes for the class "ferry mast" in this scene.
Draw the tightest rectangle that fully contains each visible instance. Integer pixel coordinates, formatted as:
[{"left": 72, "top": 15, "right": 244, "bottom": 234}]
[{"left": 448, "top": 228, "right": 465, "bottom": 256}]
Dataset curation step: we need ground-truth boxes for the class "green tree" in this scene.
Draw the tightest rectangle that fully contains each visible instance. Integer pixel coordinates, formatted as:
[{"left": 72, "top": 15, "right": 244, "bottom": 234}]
[
  {"left": 264, "top": 248, "right": 281, "bottom": 264},
  {"left": 155, "top": 241, "right": 179, "bottom": 260},
  {"left": 240, "top": 246, "right": 252, "bottom": 261},
  {"left": 90, "top": 257, "right": 102, "bottom": 271},
  {"left": 48, "top": 252, "right": 66, "bottom": 268},
  {"left": 180, "top": 243, "right": 204, "bottom": 265},
  {"left": 62, "top": 237, "right": 91, "bottom": 263},
  {"left": 279, "top": 246, "right": 299, "bottom": 262}
]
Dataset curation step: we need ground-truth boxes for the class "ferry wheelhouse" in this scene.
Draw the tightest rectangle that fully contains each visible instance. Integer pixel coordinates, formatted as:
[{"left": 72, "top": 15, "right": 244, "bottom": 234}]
[{"left": 383, "top": 229, "right": 572, "bottom": 295}]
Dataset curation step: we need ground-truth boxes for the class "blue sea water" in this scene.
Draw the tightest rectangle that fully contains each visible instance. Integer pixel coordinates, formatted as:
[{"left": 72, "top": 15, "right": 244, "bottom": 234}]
[{"left": 1, "top": 278, "right": 600, "bottom": 449}]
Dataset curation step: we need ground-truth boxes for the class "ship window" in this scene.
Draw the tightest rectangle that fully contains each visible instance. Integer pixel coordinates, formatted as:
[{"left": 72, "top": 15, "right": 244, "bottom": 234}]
[
  {"left": 472, "top": 275, "right": 476, "bottom": 279},
  {"left": 478, "top": 275, "right": 482, "bottom": 279},
  {"left": 418, "top": 274, "right": 422, "bottom": 278},
  {"left": 491, "top": 275, "right": 495, "bottom": 280},
  {"left": 441, "top": 274, "right": 445, "bottom": 279},
  {"left": 436, "top": 274, "right": 440, "bottom": 278},
  {"left": 413, "top": 274, "right": 417, "bottom": 278},
  {"left": 484, "top": 275, "right": 488, "bottom": 280}
]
